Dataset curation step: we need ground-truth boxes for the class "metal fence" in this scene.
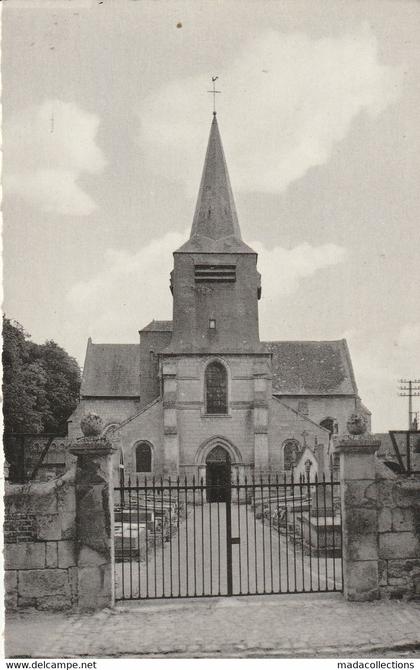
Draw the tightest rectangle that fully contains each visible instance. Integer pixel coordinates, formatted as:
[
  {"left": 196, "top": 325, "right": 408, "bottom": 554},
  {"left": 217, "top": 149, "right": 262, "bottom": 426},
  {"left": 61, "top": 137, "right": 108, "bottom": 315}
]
[{"left": 114, "top": 472, "right": 343, "bottom": 601}]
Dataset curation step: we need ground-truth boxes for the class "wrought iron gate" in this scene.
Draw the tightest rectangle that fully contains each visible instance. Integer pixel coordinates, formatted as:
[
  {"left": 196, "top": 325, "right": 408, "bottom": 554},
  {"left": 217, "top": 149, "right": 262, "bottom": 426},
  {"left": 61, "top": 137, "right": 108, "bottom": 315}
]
[{"left": 114, "top": 473, "right": 343, "bottom": 601}]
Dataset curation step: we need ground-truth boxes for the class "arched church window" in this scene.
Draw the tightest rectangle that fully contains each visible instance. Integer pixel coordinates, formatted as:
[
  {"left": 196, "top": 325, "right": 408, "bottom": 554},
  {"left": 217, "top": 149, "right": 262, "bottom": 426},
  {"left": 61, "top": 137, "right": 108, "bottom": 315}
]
[
  {"left": 135, "top": 442, "right": 153, "bottom": 473},
  {"left": 320, "top": 417, "right": 336, "bottom": 435},
  {"left": 283, "top": 439, "right": 301, "bottom": 471},
  {"left": 205, "top": 361, "right": 228, "bottom": 414}
]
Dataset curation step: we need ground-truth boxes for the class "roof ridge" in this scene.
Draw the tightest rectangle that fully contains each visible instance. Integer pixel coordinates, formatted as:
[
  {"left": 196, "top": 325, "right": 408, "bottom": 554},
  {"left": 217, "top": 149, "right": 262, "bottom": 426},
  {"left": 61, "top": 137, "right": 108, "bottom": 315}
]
[{"left": 88, "top": 342, "right": 139, "bottom": 347}]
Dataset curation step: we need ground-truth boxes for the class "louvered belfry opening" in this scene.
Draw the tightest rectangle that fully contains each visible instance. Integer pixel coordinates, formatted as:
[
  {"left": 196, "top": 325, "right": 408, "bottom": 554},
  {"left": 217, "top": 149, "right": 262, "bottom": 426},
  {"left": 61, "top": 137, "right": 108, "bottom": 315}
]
[
  {"left": 194, "top": 264, "right": 236, "bottom": 283},
  {"left": 205, "top": 361, "right": 228, "bottom": 414}
]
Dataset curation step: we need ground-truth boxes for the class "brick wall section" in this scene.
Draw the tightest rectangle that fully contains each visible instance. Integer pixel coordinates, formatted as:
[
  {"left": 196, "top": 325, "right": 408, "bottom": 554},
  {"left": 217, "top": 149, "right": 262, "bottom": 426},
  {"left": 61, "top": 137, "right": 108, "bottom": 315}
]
[
  {"left": 377, "top": 466, "right": 420, "bottom": 599},
  {"left": 4, "top": 513, "right": 37, "bottom": 543},
  {"left": 4, "top": 469, "right": 77, "bottom": 611}
]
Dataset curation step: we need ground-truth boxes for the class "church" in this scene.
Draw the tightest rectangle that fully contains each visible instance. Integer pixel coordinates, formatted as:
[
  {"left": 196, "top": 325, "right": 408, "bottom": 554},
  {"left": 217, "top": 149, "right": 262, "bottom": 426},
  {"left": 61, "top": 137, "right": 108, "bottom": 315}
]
[{"left": 68, "top": 113, "right": 371, "bottom": 483}]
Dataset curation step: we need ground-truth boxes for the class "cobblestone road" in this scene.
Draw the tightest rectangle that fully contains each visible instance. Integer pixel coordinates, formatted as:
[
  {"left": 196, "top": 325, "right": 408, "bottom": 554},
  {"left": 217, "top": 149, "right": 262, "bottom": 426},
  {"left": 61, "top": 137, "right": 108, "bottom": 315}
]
[{"left": 6, "top": 594, "right": 420, "bottom": 658}]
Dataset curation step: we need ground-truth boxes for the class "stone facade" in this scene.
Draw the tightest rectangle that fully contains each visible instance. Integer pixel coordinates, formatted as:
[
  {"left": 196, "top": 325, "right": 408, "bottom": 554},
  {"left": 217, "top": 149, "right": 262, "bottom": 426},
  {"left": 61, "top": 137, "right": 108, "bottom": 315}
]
[
  {"left": 338, "top": 435, "right": 420, "bottom": 601},
  {"left": 377, "top": 472, "right": 420, "bottom": 599},
  {"left": 4, "top": 470, "right": 78, "bottom": 611},
  {"left": 5, "top": 431, "right": 116, "bottom": 612}
]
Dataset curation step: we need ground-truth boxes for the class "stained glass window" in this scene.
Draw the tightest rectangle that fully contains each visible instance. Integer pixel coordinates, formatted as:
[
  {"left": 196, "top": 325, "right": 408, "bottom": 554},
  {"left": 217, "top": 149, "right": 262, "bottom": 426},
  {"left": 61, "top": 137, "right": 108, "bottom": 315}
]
[{"left": 205, "top": 361, "right": 228, "bottom": 414}]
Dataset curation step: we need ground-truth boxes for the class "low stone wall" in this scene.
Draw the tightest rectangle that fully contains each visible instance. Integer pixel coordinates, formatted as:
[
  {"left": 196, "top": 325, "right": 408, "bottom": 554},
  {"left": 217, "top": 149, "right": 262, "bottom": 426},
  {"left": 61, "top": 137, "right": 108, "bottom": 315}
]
[
  {"left": 377, "top": 468, "right": 420, "bottom": 599},
  {"left": 4, "top": 469, "right": 77, "bottom": 611}
]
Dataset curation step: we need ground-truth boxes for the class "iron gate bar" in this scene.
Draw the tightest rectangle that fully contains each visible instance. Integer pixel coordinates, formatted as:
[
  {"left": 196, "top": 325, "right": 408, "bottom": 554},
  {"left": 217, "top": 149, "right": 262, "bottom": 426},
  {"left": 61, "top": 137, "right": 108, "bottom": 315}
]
[
  {"left": 315, "top": 473, "right": 320, "bottom": 587},
  {"left": 226, "top": 479, "right": 233, "bottom": 596},
  {"left": 236, "top": 474, "right": 242, "bottom": 595},
  {"left": 299, "top": 476, "right": 304, "bottom": 591},
  {"left": 209, "top": 493, "right": 213, "bottom": 595},
  {"left": 200, "top": 478, "right": 205, "bottom": 596},
  {"left": 114, "top": 472, "right": 343, "bottom": 601},
  {"left": 268, "top": 476, "right": 273, "bottom": 593},
  {"left": 284, "top": 473, "right": 290, "bottom": 592},
  {"left": 323, "top": 474, "right": 328, "bottom": 589},
  {"left": 306, "top": 475, "right": 313, "bottom": 591}
]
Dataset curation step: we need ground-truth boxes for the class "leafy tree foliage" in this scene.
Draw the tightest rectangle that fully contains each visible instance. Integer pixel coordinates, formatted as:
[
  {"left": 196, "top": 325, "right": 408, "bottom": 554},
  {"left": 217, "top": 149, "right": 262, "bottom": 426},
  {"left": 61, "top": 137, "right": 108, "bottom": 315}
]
[{"left": 2, "top": 317, "right": 81, "bottom": 435}]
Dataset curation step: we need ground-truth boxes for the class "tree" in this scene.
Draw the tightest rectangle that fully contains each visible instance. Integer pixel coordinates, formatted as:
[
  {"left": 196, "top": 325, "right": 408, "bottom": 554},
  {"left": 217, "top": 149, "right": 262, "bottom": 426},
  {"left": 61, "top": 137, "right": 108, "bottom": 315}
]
[{"left": 2, "top": 317, "right": 81, "bottom": 435}]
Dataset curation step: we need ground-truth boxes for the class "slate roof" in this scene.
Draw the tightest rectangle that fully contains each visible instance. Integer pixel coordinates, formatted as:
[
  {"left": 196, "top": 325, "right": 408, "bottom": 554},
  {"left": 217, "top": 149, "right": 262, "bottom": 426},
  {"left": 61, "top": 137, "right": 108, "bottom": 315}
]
[
  {"left": 81, "top": 341, "right": 140, "bottom": 397},
  {"left": 140, "top": 320, "right": 173, "bottom": 332},
  {"left": 80, "top": 336, "right": 358, "bottom": 398},
  {"left": 265, "top": 339, "right": 357, "bottom": 396}
]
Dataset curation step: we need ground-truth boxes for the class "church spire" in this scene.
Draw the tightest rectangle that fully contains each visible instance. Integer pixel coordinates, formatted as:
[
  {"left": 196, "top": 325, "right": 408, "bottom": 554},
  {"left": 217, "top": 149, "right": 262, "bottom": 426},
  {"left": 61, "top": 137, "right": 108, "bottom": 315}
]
[
  {"left": 175, "top": 113, "right": 255, "bottom": 254},
  {"left": 190, "top": 114, "right": 242, "bottom": 242}
]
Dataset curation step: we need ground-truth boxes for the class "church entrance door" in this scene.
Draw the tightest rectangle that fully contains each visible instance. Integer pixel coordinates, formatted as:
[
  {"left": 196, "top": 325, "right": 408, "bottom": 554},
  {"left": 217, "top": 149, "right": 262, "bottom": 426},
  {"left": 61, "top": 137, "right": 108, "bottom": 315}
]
[{"left": 206, "top": 445, "right": 231, "bottom": 503}]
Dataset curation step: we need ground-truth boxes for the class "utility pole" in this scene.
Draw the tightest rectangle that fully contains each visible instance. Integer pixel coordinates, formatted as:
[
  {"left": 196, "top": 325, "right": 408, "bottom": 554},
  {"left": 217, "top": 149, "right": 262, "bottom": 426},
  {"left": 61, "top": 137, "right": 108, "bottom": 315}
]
[{"left": 398, "top": 379, "right": 420, "bottom": 429}]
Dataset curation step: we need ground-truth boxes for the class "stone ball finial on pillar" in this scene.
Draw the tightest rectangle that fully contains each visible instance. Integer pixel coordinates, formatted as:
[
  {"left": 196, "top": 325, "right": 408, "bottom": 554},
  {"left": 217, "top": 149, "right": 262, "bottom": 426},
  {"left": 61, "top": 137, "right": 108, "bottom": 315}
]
[
  {"left": 346, "top": 412, "right": 368, "bottom": 437},
  {"left": 80, "top": 412, "right": 104, "bottom": 437}
]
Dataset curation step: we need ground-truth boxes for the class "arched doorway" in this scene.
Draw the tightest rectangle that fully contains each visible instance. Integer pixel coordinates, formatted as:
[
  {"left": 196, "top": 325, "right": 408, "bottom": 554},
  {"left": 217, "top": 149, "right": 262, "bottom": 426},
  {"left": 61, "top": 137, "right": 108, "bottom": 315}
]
[{"left": 206, "top": 445, "right": 231, "bottom": 502}]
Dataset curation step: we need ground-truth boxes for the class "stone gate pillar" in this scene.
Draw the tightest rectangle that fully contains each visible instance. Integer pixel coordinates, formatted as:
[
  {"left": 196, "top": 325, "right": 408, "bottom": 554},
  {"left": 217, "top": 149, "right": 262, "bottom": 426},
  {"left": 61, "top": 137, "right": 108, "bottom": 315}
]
[
  {"left": 336, "top": 413, "right": 381, "bottom": 601},
  {"left": 70, "top": 413, "right": 116, "bottom": 611}
]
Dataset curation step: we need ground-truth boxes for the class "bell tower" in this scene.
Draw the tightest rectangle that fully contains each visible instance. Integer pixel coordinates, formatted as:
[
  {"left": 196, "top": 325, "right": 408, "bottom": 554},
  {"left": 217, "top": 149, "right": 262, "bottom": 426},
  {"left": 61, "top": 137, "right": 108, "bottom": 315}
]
[
  {"left": 167, "top": 113, "right": 263, "bottom": 355},
  {"left": 160, "top": 112, "right": 271, "bottom": 478}
]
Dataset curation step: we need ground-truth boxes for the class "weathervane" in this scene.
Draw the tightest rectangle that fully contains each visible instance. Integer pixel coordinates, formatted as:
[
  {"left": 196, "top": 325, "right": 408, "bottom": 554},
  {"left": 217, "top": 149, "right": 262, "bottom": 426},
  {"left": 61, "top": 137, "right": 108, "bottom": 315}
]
[{"left": 208, "top": 76, "right": 221, "bottom": 115}]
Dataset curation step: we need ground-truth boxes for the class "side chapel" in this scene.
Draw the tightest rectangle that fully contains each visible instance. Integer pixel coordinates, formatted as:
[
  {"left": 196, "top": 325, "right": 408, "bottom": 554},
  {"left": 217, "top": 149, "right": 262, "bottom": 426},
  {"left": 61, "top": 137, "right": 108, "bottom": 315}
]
[{"left": 68, "top": 113, "right": 371, "bottom": 482}]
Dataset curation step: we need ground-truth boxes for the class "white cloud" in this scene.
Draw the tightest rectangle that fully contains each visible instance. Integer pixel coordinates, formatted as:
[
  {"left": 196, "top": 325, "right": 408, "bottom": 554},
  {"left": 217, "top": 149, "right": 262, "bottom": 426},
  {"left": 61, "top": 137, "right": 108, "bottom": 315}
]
[
  {"left": 253, "top": 241, "right": 346, "bottom": 298},
  {"left": 4, "top": 100, "right": 106, "bottom": 215},
  {"left": 67, "top": 232, "right": 346, "bottom": 345},
  {"left": 139, "top": 24, "right": 402, "bottom": 194},
  {"left": 67, "top": 231, "right": 186, "bottom": 341}
]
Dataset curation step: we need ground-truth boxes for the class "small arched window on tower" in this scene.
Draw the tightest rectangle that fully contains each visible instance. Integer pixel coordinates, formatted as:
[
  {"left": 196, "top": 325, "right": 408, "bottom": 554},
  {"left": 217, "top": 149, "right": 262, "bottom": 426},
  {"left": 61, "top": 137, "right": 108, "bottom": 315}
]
[
  {"left": 205, "top": 361, "right": 228, "bottom": 414},
  {"left": 135, "top": 441, "right": 153, "bottom": 473}
]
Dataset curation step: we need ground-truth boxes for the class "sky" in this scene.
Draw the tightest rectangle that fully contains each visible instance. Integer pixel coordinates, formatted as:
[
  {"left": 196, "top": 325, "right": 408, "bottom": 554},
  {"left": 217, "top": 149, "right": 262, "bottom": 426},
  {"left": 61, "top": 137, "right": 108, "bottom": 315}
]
[{"left": 3, "top": 0, "right": 420, "bottom": 432}]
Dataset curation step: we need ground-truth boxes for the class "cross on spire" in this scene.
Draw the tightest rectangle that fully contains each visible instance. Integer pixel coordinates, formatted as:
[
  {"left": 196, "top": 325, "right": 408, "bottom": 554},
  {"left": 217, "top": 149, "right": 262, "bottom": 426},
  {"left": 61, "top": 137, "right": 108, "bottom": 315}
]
[{"left": 207, "top": 76, "right": 221, "bottom": 115}]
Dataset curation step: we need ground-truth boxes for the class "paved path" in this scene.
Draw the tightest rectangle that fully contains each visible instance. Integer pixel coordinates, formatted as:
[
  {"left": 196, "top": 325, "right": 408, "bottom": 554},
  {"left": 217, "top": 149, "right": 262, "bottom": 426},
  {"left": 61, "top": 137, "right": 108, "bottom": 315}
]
[
  {"left": 5, "top": 594, "right": 420, "bottom": 658},
  {"left": 116, "top": 503, "right": 341, "bottom": 599}
]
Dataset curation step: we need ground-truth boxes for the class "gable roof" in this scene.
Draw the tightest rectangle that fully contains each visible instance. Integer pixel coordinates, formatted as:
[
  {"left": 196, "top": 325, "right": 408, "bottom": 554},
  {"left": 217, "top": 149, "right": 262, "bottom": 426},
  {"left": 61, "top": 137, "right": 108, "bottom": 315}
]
[
  {"left": 265, "top": 339, "right": 357, "bottom": 396},
  {"left": 81, "top": 340, "right": 140, "bottom": 397},
  {"left": 79, "top": 336, "right": 358, "bottom": 398}
]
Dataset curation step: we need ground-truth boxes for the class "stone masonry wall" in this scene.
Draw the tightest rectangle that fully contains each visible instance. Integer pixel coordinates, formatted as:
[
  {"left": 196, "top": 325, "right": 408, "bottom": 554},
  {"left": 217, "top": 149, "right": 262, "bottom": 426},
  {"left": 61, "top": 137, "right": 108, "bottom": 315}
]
[
  {"left": 4, "top": 469, "right": 77, "bottom": 611},
  {"left": 377, "top": 466, "right": 420, "bottom": 600}
]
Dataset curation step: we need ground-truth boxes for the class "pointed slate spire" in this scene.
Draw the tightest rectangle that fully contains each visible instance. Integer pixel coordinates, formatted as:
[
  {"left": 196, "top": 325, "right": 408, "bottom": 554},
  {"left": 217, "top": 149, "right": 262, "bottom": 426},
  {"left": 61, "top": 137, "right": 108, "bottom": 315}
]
[
  {"left": 190, "top": 114, "right": 241, "bottom": 241},
  {"left": 176, "top": 115, "right": 255, "bottom": 254}
]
